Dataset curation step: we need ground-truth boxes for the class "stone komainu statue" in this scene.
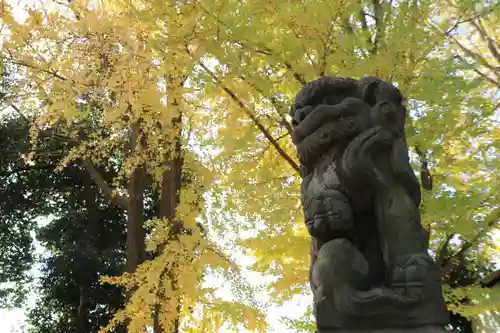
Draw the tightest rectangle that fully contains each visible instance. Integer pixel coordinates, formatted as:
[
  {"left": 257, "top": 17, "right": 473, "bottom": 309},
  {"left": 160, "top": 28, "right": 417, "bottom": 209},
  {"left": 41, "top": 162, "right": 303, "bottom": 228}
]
[{"left": 290, "top": 77, "right": 450, "bottom": 331}]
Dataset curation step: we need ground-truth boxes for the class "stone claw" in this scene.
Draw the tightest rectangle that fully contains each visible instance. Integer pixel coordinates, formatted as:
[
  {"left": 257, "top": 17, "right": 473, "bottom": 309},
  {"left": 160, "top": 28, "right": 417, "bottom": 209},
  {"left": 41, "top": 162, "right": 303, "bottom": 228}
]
[{"left": 391, "top": 254, "right": 433, "bottom": 286}]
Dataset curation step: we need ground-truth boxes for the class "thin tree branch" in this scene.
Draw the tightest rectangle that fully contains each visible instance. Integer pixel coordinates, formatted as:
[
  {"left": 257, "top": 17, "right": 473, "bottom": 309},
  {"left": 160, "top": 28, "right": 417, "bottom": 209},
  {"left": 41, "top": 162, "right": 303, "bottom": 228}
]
[
  {"left": 191, "top": 0, "right": 307, "bottom": 85},
  {"left": 359, "top": 9, "right": 369, "bottom": 32},
  {"left": 82, "top": 158, "right": 128, "bottom": 208},
  {"left": 340, "top": 17, "right": 354, "bottom": 35},
  {"left": 9, "top": 104, "right": 32, "bottom": 124},
  {"left": 430, "top": 15, "right": 500, "bottom": 88},
  {"left": 415, "top": 145, "right": 433, "bottom": 191},
  {"left": 284, "top": 62, "right": 307, "bottom": 85},
  {"left": 444, "top": 46, "right": 500, "bottom": 87},
  {"left": 436, "top": 233, "right": 456, "bottom": 268},
  {"left": 196, "top": 60, "right": 300, "bottom": 174},
  {"left": 471, "top": 18, "right": 500, "bottom": 64},
  {"left": 238, "top": 75, "right": 293, "bottom": 135},
  {"left": 449, "top": 34, "right": 499, "bottom": 74},
  {"left": 440, "top": 207, "right": 500, "bottom": 278},
  {"left": 319, "top": 22, "right": 335, "bottom": 76},
  {"left": 287, "top": 26, "right": 317, "bottom": 77},
  {"left": 371, "top": 0, "right": 384, "bottom": 54},
  {"left": 11, "top": 103, "right": 129, "bottom": 208},
  {"left": 455, "top": 208, "right": 499, "bottom": 258},
  {"left": 244, "top": 176, "right": 293, "bottom": 187},
  {"left": 3, "top": 57, "right": 68, "bottom": 81},
  {"left": 438, "top": 4, "right": 499, "bottom": 37},
  {"left": 471, "top": 66, "right": 500, "bottom": 88}
]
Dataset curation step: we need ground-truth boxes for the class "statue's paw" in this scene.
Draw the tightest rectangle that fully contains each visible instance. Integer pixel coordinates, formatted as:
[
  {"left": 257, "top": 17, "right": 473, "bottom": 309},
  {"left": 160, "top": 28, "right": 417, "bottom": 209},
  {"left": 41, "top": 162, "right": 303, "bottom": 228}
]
[
  {"left": 313, "top": 239, "right": 369, "bottom": 291},
  {"left": 341, "top": 126, "right": 393, "bottom": 180},
  {"left": 391, "top": 254, "right": 434, "bottom": 285}
]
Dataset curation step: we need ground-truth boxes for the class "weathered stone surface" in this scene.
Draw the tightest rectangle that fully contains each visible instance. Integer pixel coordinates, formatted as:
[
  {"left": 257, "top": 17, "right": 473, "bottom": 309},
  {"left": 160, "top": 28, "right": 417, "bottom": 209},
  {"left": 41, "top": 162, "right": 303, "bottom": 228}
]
[{"left": 290, "top": 77, "right": 449, "bottom": 330}]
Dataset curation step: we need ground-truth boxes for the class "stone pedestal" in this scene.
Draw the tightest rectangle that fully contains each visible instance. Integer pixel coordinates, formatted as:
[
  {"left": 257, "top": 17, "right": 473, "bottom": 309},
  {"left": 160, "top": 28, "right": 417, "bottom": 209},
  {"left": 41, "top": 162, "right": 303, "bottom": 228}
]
[{"left": 318, "top": 326, "right": 450, "bottom": 333}]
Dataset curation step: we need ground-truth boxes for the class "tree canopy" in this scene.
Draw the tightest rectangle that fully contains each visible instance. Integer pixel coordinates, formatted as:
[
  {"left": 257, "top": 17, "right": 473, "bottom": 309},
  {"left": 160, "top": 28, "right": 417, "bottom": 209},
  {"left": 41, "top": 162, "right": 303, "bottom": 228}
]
[{"left": 0, "top": 0, "right": 498, "bottom": 332}]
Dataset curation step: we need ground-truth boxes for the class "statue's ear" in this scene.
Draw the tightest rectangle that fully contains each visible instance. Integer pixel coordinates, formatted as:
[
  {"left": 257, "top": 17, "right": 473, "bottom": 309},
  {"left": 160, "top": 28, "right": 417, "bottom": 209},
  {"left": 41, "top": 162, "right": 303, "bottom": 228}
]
[{"left": 357, "top": 76, "right": 382, "bottom": 106}]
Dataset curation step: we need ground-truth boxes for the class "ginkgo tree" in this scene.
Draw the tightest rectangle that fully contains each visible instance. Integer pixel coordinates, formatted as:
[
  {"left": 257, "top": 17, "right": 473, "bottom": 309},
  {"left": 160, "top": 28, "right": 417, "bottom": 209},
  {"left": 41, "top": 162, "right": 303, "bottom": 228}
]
[
  {"left": 1, "top": 0, "right": 267, "bottom": 332},
  {"left": 170, "top": 0, "right": 499, "bottom": 324},
  {"left": 1, "top": 0, "right": 499, "bottom": 332}
]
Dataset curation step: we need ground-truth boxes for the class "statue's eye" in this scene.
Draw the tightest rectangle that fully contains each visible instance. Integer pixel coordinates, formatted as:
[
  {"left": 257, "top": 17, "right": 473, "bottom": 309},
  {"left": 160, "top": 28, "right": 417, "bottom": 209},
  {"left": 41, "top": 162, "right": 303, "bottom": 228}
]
[
  {"left": 292, "top": 107, "right": 305, "bottom": 123},
  {"left": 294, "top": 105, "right": 315, "bottom": 123},
  {"left": 381, "top": 103, "right": 393, "bottom": 114}
]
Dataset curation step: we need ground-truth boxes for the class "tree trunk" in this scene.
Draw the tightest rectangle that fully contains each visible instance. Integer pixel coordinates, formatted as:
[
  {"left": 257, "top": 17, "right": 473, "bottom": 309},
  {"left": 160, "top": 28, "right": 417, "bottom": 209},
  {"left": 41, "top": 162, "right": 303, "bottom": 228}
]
[
  {"left": 76, "top": 285, "right": 89, "bottom": 333},
  {"left": 74, "top": 172, "right": 101, "bottom": 333},
  {"left": 122, "top": 163, "right": 146, "bottom": 333},
  {"left": 153, "top": 111, "right": 183, "bottom": 333},
  {"left": 125, "top": 165, "right": 146, "bottom": 273}
]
